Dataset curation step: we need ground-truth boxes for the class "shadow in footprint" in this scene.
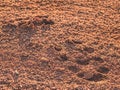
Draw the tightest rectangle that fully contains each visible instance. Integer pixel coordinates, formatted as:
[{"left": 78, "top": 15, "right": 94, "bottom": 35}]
[
  {"left": 83, "top": 47, "right": 94, "bottom": 53},
  {"left": 18, "top": 21, "right": 36, "bottom": 49},
  {"left": 32, "top": 16, "right": 54, "bottom": 31},
  {"left": 77, "top": 72, "right": 107, "bottom": 82},
  {"left": 54, "top": 69, "right": 65, "bottom": 81},
  {"left": 86, "top": 73, "right": 107, "bottom": 82},
  {"left": 2, "top": 23, "right": 17, "bottom": 36},
  {"left": 68, "top": 66, "right": 80, "bottom": 73},
  {"left": 92, "top": 57, "right": 104, "bottom": 63},
  {"left": 75, "top": 57, "right": 90, "bottom": 65},
  {"left": 97, "top": 66, "right": 110, "bottom": 74},
  {"left": 20, "top": 54, "right": 29, "bottom": 61},
  {"left": 59, "top": 54, "right": 68, "bottom": 61},
  {"left": 26, "top": 43, "right": 43, "bottom": 51}
]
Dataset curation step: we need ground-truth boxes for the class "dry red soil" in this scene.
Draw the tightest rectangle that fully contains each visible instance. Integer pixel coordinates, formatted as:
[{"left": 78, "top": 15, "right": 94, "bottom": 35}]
[{"left": 0, "top": 0, "right": 120, "bottom": 90}]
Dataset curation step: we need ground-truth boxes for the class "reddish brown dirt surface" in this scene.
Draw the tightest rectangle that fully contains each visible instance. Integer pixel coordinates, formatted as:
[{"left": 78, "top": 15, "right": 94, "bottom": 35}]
[{"left": 0, "top": 0, "right": 120, "bottom": 90}]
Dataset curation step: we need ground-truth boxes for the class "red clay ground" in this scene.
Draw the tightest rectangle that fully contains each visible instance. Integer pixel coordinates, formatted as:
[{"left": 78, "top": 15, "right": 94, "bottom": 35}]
[{"left": 0, "top": 0, "right": 120, "bottom": 90}]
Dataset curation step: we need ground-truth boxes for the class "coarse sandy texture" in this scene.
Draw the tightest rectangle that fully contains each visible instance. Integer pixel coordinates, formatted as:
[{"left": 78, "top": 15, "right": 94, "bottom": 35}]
[{"left": 0, "top": 0, "right": 120, "bottom": 90}]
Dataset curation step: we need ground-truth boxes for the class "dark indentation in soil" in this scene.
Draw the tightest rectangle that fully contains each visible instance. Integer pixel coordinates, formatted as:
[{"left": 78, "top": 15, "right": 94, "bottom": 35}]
[
  {"left": 55, "top": 69, "right": 64, "bottom": 76},
  {"left": 47, "top": 46, "right": 56, "bottom": 57},
  {"left": 18, "top": 21, "right": 27, "bottom": 27},
  {"left": 18, "top": 21, "right": 35, "bottom": 34},
  {"left": 83, "top": 72, "right": 95, "bottom": 81},
  {"left": 41, "top": 19, "right": 54, "bottom": 25},
  {"left": 41, "top": 24, "right": 50, "bottom": 31},
  {"left": 97, "top": 66, "right": 110, "bottom": 74},
  {"left": 33, "top": 15, "right": 48, "bottom": 23},
  {"left": 83, "top": 47, "right": 94, "bottom": 53},
  {"left": 76, "top": 57, "right": 90, "bottom": 65},
  {"left": 85, "top": 73, "right": 106, "bottom": 82},
  {"left": 18, "top": 33, "right": 31, "bottom": 48},
  {"left": 65, "top": 39, "right": 74, "bottom": 44},
  {"left": 2, "top": 23, "right": 17, "bottom": 33},
  {"left": 39, "top": 60, "right": 50, "bottom": 69},
  {"left": 92, "top": 41, "right": 98, "bottom": 45},
  {"left": 26, "top": 43, "right": 43, "bottom": 51},
  {"left": 65, "top": 39, "right": 75, "bottom": 49},
  {"left": 77, "top": 72, "right": 106, "bottom": 82},
  {"left": 77, "top": 72, "right": 84, "bottom": 78},
  {"left": 68, "top": 66, "right": 79, "bottom": 73},
  {"left": 32, "top": 16, "right": 54, "bottom": 31},
  {"left": 72, "top": 39, "right": 82, "bottom": 44},
  {"left": 54, "top": 69, "right": 64, "bottom": 81},
  {"left": 92, "top": 57, "right": 104, "bottom": 63},
  {"left": 0, "top": 81, "right": 10, "bottom": 85},
  {"left": 59, "top": 54, "right": 68, "bottom": 61},
  {"left": 17, "top": 19, "right": 38, "bottom": 49},
  {"left": 32, "top": 16, "right": 48, "bottom": 26},
  {"left": 54, "top": 45, "right": 62, "bottom": 51},
  {"left": 32, "top": 17, "right": 43, "bottom": 26},
  {"left": 20, "top": 54, "right": 29, "bottom": 61}
]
